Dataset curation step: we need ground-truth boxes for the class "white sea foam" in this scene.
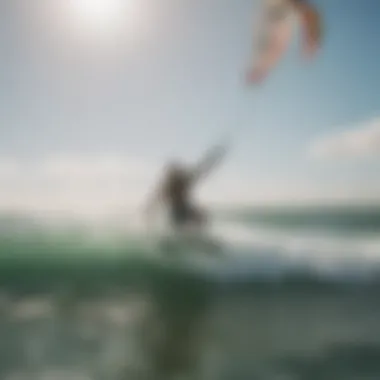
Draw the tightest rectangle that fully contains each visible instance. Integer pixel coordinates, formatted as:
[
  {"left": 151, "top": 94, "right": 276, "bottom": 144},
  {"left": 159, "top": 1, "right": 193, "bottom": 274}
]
[{"left": 208, "top": 220, "right": 380, "bottom": 278}]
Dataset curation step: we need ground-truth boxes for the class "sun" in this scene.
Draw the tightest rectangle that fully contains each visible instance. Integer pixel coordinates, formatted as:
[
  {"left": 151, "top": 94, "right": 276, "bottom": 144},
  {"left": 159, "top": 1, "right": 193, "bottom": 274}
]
[
  {"left": 61, "top": 0, "right": 151, "bottom": 44},
  {"left": 69, "top": 0, "right": 130, "bottom": 33}
]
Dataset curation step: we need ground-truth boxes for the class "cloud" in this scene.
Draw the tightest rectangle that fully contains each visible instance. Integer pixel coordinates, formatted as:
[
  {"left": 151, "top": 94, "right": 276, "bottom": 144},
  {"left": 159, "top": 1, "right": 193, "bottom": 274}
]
[
  {"left": 0, "top": 152, "right": 380, "bottom": 218},
  {"left": 38, "top": 153, "right": 157, "bottom": 183},
  {"left": 0, "top": 159, "right": 23, "bottom": 180},
  {"left": 0, "top": 153, "right": 160, "bottom": 216},
  {"left": 310, "top": 118, "right": 380, "bottom": 159}
]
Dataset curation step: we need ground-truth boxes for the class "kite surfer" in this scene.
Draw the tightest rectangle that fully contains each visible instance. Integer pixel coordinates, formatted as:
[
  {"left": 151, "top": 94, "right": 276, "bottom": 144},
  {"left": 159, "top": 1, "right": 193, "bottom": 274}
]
[{"left": 145, "top": 144, "right": 227, "bottom": 232}]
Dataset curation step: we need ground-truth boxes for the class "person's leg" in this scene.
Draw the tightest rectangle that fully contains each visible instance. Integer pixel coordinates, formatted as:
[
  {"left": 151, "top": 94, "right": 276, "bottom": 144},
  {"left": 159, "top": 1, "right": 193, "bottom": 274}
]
[
  {"left": 170, "top": 204, "right": 188, "bottom": 231},
  {"left": 171, "top": 203, "right": 207, "bottom": 232},
  {"left": 189, "top": 206, "right": 207, "bottom": 228}
]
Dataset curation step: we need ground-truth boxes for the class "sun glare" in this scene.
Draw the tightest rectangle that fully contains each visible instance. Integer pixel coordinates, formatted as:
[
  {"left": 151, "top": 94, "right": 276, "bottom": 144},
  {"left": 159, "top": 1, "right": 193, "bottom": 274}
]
[{"left": 69, "top": 0, "right": 132, "bottom": 33}]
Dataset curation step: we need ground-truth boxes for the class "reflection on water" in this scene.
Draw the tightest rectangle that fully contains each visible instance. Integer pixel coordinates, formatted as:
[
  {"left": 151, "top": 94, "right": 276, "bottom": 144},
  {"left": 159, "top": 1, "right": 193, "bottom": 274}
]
[
  {"left": 0, "top": 268, "right": 215, "bottom": 380},
  {"left": 2, "top": 209, "right": 380, "bottom": 379},
  {"left": 1, "top": 277, "right": 380, "bottom": 380}
]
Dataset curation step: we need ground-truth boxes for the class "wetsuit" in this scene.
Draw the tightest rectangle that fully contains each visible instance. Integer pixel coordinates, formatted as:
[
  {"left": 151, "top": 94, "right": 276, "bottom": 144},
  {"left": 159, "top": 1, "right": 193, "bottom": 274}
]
[
  {"left": 155, "top": 145, "right": 225, "bottom": 229},
  {"left": 164, "top": 172, "right": 200, "bottom": 228}
]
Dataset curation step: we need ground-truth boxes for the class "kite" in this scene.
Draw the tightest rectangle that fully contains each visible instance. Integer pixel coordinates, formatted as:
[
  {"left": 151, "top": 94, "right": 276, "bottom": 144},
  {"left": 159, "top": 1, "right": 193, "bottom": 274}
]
[{"left": 247, "top": 0, "right": 322, "bottom": 84}]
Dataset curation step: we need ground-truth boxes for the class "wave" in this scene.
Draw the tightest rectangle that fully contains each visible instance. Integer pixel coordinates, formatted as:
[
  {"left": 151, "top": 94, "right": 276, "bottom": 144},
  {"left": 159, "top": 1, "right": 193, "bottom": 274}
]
[
  {"left": 221, "top": 205, "right": 380, "bottom": 233},
  {"left": 1, "top": 211, "right": 380, "bottom": 287},
  {"left": 2, "top": 212, "right": 380, "bottom": 380}
]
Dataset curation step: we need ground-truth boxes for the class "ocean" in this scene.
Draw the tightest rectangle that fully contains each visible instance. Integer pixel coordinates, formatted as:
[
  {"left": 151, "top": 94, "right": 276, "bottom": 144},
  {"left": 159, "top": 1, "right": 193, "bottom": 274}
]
[{"left": 1, "top": 206, "right": 380, "bottom": 380}]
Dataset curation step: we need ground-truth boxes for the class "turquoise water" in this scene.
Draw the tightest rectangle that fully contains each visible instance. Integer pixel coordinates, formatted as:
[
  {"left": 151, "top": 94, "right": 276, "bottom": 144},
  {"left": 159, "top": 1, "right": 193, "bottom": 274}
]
[
  {"left": 222, "top": 205, "right": 380, "bottom": 233},
  {"left": 1, "top": 208, "right": 380, "bottom": 379}
]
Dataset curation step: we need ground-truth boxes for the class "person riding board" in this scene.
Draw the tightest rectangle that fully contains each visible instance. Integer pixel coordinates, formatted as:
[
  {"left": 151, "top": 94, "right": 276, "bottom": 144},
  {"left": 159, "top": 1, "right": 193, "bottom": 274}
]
[{"left": 145, "top": 144, "right": 227, "bottom": 232}]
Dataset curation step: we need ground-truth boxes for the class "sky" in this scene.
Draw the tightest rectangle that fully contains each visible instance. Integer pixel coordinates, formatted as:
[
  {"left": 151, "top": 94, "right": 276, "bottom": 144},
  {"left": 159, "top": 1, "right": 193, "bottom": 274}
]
[{"left": 0, "top": 0, "right": 379, "bottom": 215}]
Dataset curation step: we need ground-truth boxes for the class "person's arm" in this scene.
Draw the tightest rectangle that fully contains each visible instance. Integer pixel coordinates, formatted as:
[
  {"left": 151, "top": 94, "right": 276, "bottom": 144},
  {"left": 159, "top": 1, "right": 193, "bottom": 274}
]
[{"left": 191, "top": 144, "right": 227, "bottom": 184}]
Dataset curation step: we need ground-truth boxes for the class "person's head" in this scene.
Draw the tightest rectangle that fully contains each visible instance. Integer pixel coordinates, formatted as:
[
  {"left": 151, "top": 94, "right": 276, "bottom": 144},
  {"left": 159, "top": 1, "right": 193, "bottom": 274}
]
[{"left": 166, "top": 160, "right": 187, "bottom": 178}]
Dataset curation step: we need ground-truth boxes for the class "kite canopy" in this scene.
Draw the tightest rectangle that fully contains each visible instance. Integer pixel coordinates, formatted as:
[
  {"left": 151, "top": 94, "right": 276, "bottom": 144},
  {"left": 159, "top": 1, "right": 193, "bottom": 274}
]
[{"left": 247, "top": 0, "right": 322, "bottom": 84}]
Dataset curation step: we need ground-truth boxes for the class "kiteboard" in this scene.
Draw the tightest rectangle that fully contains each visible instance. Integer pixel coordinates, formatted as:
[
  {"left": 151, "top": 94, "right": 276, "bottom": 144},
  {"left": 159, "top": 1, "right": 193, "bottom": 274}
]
[{"left": 157, "top": 228, "right": 224, "bottom": 258}]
